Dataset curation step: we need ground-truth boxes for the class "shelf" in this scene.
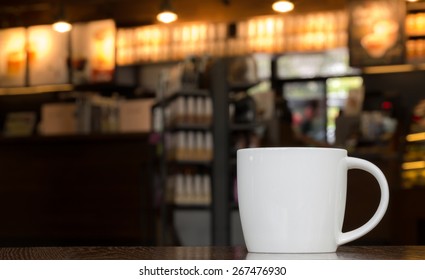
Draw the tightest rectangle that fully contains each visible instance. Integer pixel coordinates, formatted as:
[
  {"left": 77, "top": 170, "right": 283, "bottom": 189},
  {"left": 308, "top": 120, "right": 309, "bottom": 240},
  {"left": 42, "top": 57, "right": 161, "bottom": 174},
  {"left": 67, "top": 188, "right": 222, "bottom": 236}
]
[
  {"left": 406, "top": 132, "right": 425, "bottom": 142},
  {"left": 171, "top": 204, "right": 211, "bottom": 211},
  {"left": 166, "top": 159, "right": 212, "bottom": 167},
  {"left": 164, "top": 123, "right": 212, "bottom": 132},
  {"left": 0, "top": 83, "right": 157, "bottom": 99},
  {"left": 0, "top": 84, "right": 73, "bottom": 96},
  {"left": 273, "top": 74, "right": 361, "bottom": 83},
  {"left": 153, "top": 88, "right": 210, "bottom": 108},
  {"left": 155, "top": 59, "right": 231, "bottom": 245}
]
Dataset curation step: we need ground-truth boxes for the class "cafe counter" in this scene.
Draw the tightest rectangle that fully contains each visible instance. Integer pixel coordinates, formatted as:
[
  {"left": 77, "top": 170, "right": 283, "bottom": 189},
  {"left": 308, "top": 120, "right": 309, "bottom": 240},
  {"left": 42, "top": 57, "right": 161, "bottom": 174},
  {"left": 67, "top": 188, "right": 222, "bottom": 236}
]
[
  {"left": 0, "top": 133, "right": 156, "bottom": 246},
  {"left": 0, "top": 246, "right": 424, "bottom": 260}
]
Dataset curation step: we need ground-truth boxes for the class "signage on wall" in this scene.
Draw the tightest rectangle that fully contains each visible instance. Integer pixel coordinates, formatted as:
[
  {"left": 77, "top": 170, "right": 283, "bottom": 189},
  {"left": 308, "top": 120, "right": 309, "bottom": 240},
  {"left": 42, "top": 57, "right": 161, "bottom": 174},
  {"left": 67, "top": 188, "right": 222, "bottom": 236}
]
[
  {"left": 0, "top": 19, "right": 116, "bottom": 88},
  {"left": 348, "top": 0, "right": 406, "bottom": 67},
  {"left": 71, "top": 19, "right": 116, "bottom": 84},
  {"left": 28, "top": 25, "right": 69, "bottom": 86},
  {"left": 0, "top": 28, "right": 26, "bottom": 87}
]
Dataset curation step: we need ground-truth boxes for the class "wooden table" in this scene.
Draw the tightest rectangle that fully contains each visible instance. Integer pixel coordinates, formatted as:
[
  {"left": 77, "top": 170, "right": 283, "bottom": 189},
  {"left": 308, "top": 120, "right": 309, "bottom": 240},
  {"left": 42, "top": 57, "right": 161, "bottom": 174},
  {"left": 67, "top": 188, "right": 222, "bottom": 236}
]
[{"left": 0, "top": 246, "right": 424, "bottom": 260}]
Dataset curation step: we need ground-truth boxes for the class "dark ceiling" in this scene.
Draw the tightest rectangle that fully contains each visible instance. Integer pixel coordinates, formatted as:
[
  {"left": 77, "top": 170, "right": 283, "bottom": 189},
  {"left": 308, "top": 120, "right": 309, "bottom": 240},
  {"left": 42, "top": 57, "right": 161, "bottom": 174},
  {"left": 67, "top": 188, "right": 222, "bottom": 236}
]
[{"left": 0, "top": 0, "right": 348, "bottom": 28}]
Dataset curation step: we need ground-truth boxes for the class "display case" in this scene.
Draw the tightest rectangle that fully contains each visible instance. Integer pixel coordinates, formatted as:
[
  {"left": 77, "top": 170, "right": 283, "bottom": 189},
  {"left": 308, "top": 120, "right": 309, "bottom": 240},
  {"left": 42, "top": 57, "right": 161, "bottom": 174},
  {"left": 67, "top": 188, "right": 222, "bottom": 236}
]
[
  {"left": 153, "top": 88, "right": 213, "bottom": 209},
  {"left": 402, "top": 99, "right": 425, "bottom": 189}
]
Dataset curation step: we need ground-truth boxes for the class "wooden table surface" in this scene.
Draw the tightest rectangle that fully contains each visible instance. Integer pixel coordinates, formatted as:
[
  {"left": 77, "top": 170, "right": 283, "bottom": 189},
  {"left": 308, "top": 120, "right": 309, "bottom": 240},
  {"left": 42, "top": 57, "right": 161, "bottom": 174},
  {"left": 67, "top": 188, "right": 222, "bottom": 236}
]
[{"left": 0, "top": 246, "right": 424, "bottom": 260}]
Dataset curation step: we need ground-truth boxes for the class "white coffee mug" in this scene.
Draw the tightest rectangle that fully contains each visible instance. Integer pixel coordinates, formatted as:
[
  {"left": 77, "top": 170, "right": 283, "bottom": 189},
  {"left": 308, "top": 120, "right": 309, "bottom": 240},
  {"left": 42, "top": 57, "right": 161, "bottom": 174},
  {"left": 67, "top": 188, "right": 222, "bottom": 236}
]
[{"left": 237, "top": 147, "right": 389, "bottom": 253}]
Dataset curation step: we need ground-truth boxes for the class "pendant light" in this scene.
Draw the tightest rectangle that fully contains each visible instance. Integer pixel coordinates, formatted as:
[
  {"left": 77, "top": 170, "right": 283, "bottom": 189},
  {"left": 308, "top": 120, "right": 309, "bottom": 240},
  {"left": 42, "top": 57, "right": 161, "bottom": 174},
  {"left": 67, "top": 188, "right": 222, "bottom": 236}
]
[
  {"left": 272, "top": 1, "right": 295, "bottom": 13},
  {"left": 157, "top": 0, "right": 178, "bottom": 24},
  {"left": 52, "top": 21, "right": 72, "bottom": 33},
  {"left": 52, "top": 2, "right": 72, "bottom": 32}
]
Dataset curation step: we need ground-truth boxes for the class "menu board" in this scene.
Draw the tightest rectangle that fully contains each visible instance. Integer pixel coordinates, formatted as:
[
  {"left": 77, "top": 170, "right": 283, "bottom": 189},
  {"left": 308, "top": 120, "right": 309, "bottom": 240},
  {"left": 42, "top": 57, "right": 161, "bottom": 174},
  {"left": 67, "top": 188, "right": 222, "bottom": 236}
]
[
  {"left": 28, "top": 25, "right": 69, "bottom": 85},
  {"left": 276, "top": 48, "right": 360, "bottom": 79},
  {"left": 348, "top": 0, "right": 406, "bottom": 67},
  {"left": 71, "top": 19, "right": 116, "bottom": 84},
  {"left": 0, "top": 28, "right": 26, "bottom": 87}
]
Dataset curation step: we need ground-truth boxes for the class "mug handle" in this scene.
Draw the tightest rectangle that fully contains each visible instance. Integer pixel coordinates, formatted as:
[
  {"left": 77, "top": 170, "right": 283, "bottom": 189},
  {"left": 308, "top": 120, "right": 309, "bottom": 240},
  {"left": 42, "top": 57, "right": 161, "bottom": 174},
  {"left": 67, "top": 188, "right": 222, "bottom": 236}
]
[{"left": 337, "top": 157, "right": 390, "bottom": 246}]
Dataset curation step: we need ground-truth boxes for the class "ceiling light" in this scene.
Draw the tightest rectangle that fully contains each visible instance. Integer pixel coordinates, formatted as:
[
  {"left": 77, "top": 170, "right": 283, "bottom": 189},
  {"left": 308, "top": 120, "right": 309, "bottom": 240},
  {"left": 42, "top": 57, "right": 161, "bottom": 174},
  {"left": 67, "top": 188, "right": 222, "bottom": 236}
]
[
  {"left": 157, "top": 0, "right": 178, "bottom": 24},
  {"left": 157, "top": 11, "right": 178, "bottom": 23},
  {"left": 52, "top": 2, "right": 72, "bottom": 33},
  {"left": 272, "top": 1, "right": 295, "bottom": 13},
  {"left": 52, "top": 21, "right": 72, "bottom": 33}
]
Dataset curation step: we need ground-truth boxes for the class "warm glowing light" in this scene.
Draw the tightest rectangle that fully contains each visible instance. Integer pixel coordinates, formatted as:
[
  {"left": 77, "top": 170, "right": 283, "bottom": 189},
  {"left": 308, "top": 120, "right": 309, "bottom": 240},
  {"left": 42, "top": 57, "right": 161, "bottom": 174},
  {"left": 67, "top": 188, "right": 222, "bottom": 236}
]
[
  {"left": 402, "top": 161, "right": 425, "bottom": 170},
  {"left": 28, "top": 28, "right": 51, "bottom": 61},
  {"left": 52, "top": 21, "right": 72, "bottom": 33},
  {"left": 157, "top": 11, "right": 178, "bottom": 23},
  {"left": 7, "top": 33, "right": 25, "bottom": 51},
  {"left": 2, "top": 28, "right": 26, "bottom": 77},
  {"left": 406, "top": 132, "right": 425, "bottom": 142},
  {"left": 406, "top": 0, "right": 419, "bottom": 2},
  {"left": 272, "top": 1, "right": 294, "bottom": 13},
  {"left": 93, "top": 29, "right": 115, "bottom": 70}
]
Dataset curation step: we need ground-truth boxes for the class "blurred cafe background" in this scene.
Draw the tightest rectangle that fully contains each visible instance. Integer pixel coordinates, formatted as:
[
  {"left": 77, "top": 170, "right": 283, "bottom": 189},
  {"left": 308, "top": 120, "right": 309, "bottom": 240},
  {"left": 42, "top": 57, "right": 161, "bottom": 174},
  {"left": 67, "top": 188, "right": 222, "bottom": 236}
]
[{"left": 0, "top": 0, "right": 425, "bottom": 248}]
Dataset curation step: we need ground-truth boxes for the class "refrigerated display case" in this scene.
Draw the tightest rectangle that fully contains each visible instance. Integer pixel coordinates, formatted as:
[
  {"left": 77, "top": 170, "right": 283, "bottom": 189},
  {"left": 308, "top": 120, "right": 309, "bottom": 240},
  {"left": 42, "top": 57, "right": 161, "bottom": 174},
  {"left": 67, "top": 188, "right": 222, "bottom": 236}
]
[
  {"left": 402, "top": 99, "right": 425, "bottom": 189},
  {"left": 274, "top": 48, "right": 363, "bottom": 145},
  {"left": 283, "top": 80, "right": 327, "bottom": 143},
  {"left": 326, "top": 76, "right": 364, "bottom": 143}
]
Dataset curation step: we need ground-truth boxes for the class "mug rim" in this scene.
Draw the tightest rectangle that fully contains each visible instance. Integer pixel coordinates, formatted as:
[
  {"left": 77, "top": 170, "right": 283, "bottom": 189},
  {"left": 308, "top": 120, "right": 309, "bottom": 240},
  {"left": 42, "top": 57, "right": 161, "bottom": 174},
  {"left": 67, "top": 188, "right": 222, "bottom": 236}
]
[{"left": 237, "top": 147, "right": 347, "bottom": 153}]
